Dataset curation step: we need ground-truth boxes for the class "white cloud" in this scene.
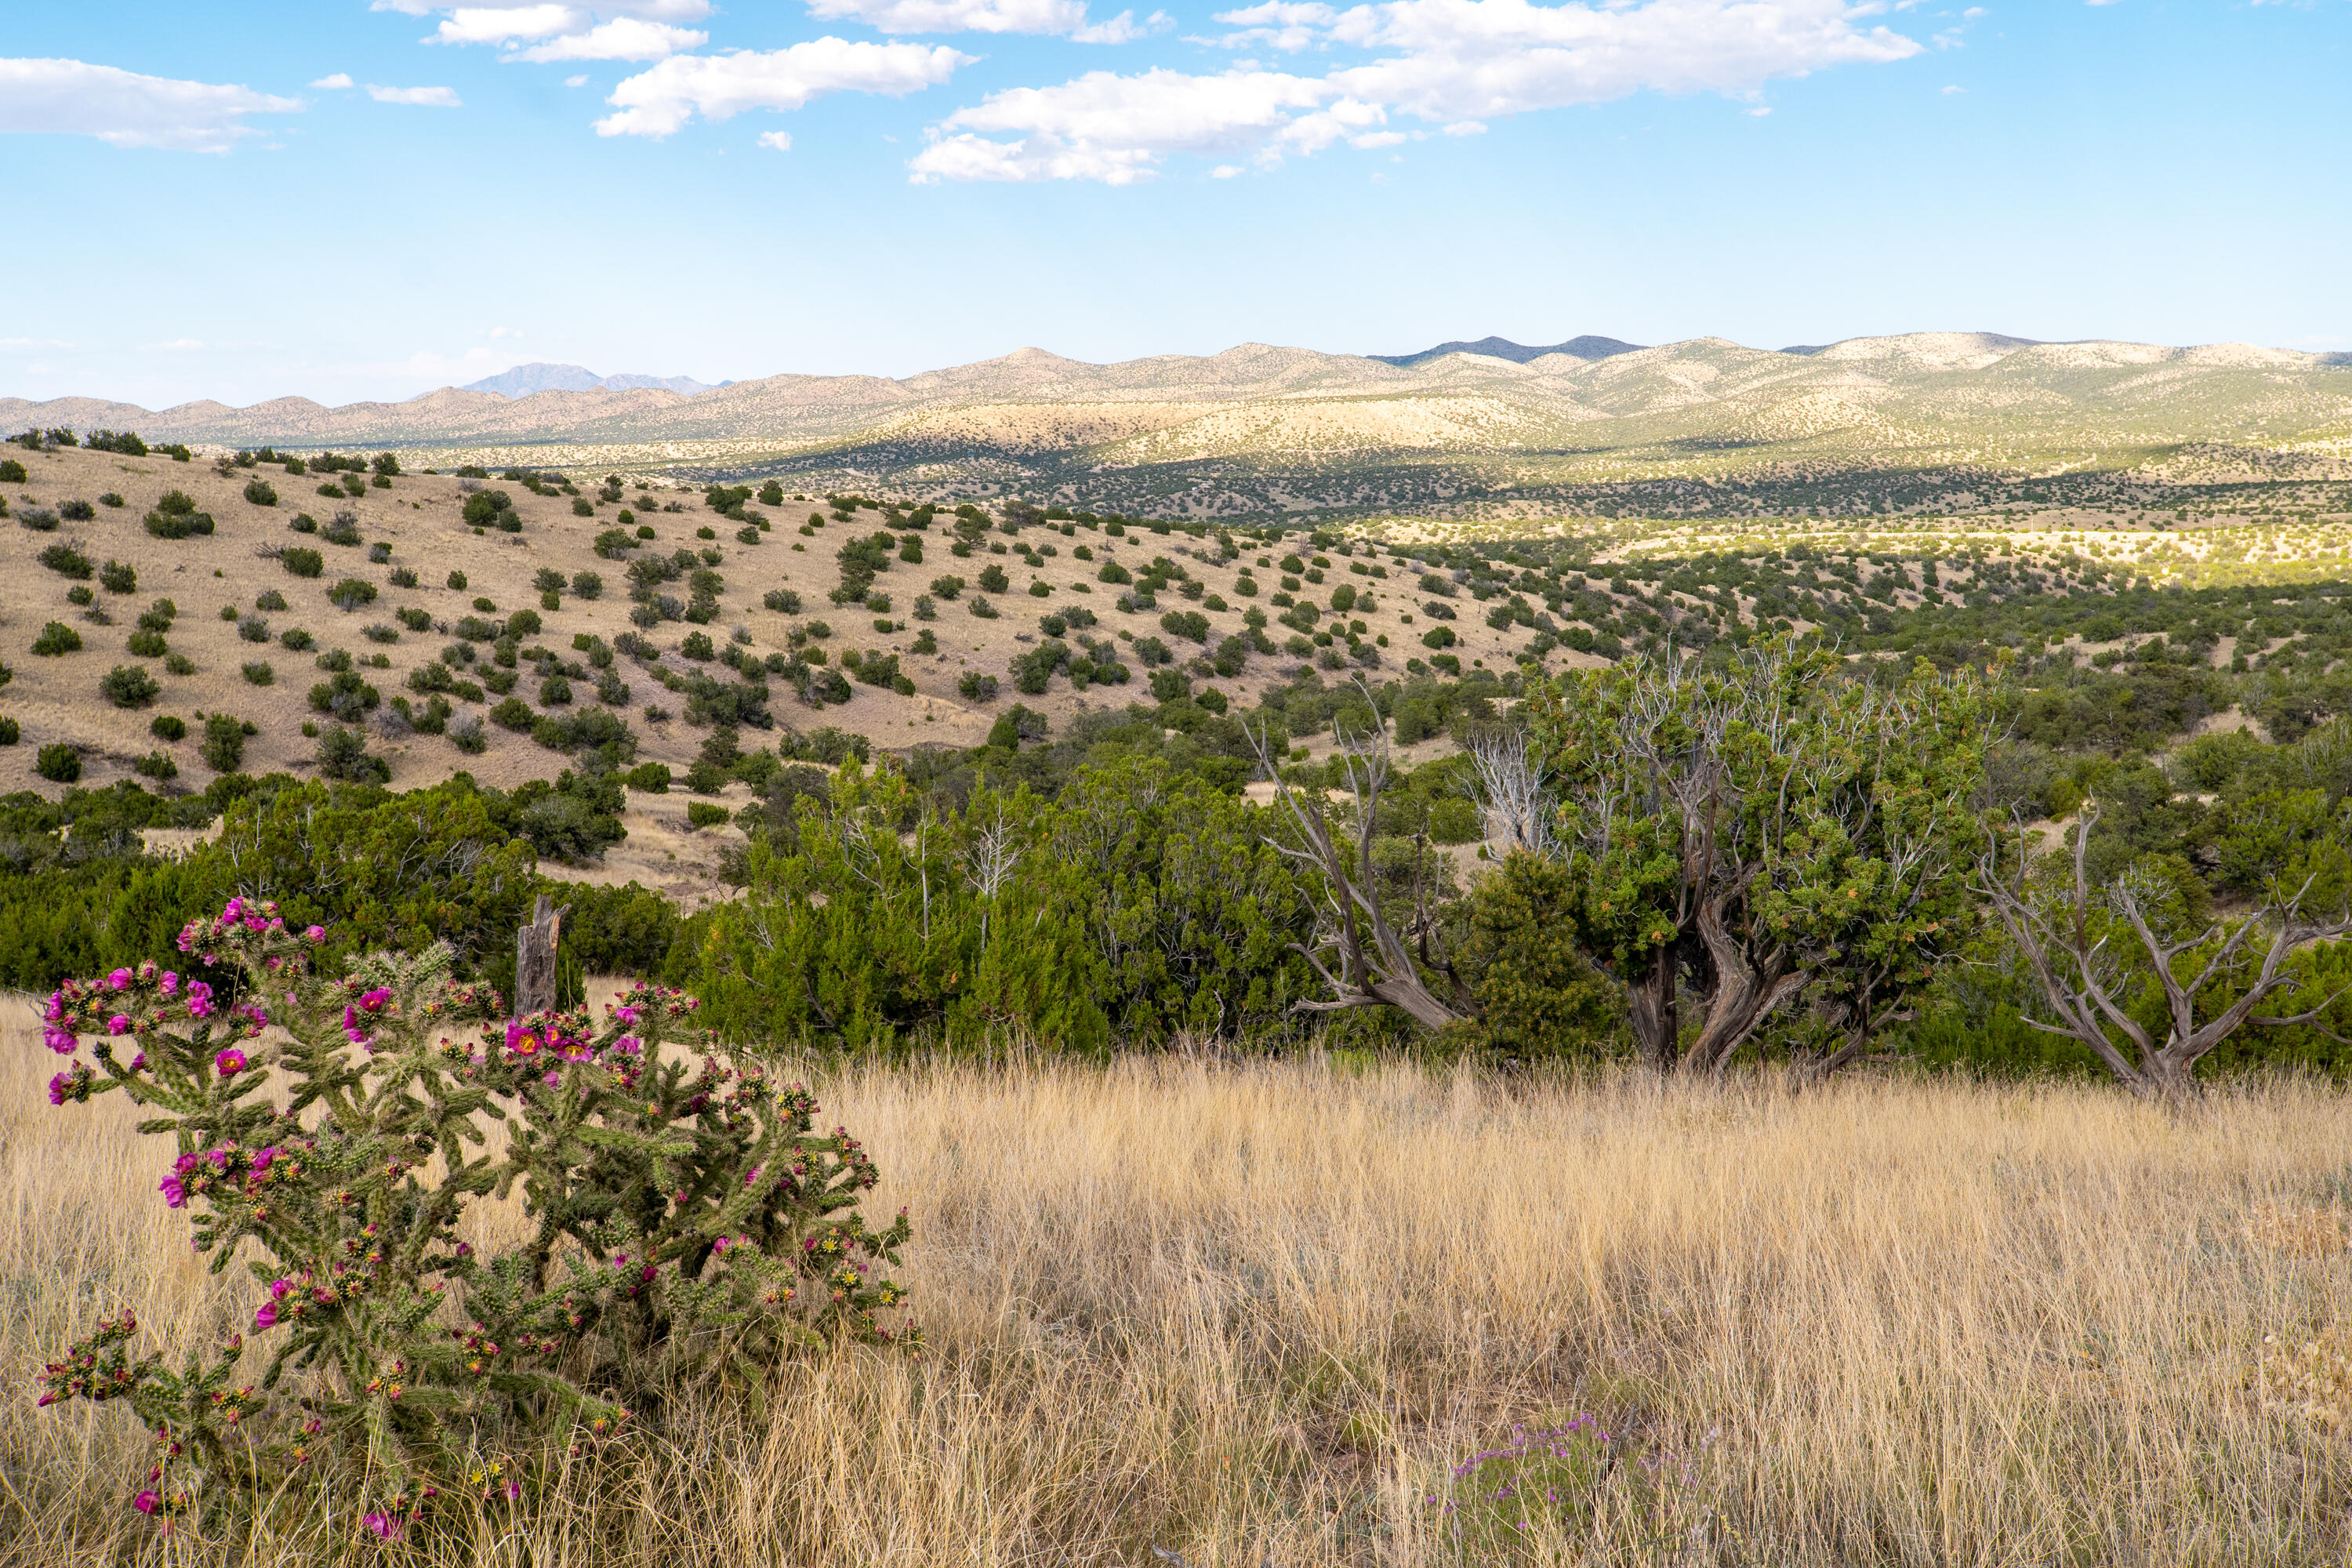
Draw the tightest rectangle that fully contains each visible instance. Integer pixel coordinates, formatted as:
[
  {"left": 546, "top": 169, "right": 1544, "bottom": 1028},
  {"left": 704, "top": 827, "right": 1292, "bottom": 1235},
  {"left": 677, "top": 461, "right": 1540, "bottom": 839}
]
[
  {"left": 1205, "top": 2, "right": 1341, "bottom": 49},
  {"left": 0, "top": 337, "right": 73, "bottom": 349},
  {"left": 516, "top": 19, "right": 708, "bottom": 60},
  {"left": 401, "top": 3, "right": 708, "bottom": 60},
  {"left": 917, "top": 0, "right": 1920, "bottom": 181},
  {"left": 1440, "top": 117, "right": 1483, "bottom": 132},
  {"left": 808, "top": 0, "right": 1143, "bottom": 37},
  {"left": 565, "top": 72, "right": 590, "bottom": 85},
  {"left": 489, "top": 325, "right": 526, "bottom": 338},
  {"left": 311, "top": 72, "right": 356, "bottom": 89},
  {"left": 909, "top": 66, "right": 1331, "bottom": 181},
  {"left": 368, "top": 83, "right": 465, "bottom": 105},
  {"left": 428, "top": 3, "right": 583, "bottom": 44},
  {"left": 757, "top": 129, "right": 793, "bottom": 150},
  {"left": 1211, "top": 162, "right": 1243, "bottom": 176},
  {"left": 1744, "top": 104, "right": 1770, "bottom": 115},
  {"left": 1940, "top": 82, "right": 1962, "bottom": 93},
  {"left": 597, "top": 39, "right": 970, "bottom": 136},
  {"left": 0, "top": 57, "right": 303, "bottom": 153},
  {"left": 143, "top": 339, "right": 207, "bottom": 350}
]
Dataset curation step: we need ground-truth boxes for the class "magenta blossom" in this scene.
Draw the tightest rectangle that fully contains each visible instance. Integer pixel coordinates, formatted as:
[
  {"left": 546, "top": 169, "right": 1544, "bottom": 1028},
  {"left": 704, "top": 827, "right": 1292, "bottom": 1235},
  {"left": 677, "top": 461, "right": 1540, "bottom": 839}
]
[
  {"left": 158, "top": 971, "right": 178, "bottom": 995},
  {"left": 357, "top": 987, "right": 392, "bottom": 1014},
  {"left": 47, "top": 1071, "right": 74, "bottom": 1106},
  {"left": 184, "top": 981, "right": 214, "bottom": 1019},
  {"left": 158, "top": 1174, "right": 186, "bottom": 1209},
  {"left": 363, "top": 1512, "right": 405, "bottom": 1541},
  {"left": 107, "top": 968, "right": 132, "bottom": 991},
  {"left": 214, "top": 1048, "right": 248, "bottom": 1078},
  {"left": 253, "top": 1302, "right": 278, "bottom": 1330},
  {"left": 107, "top": 1014, "right": 132, "bottom": 1036},
  {"left": 133, "top": 1490, "right": 160, "bottom": 1515},
  {"left": 43, "top": 1025, "right": 76, "bottom": 1054},
  {"left": 305, "top": 924, "right": 325, "bottom": 943}
]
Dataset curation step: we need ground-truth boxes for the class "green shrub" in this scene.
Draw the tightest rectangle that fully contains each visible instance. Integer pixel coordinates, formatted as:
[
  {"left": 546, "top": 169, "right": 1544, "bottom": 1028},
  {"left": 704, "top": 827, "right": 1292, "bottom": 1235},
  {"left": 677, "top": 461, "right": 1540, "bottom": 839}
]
[
  {"left": 99, "top": 560, "right": 136, "bottom": 594},
  {"left": 127, "top": 630, "right": 169, "bottom": 658},
  {"left": 32, "top": 622, "right": 82, "bottom": 656},
  {"left": 281, "top": 547, "right": 325, "bottom": 579},
  {"left": 507, "top": 608, "right": 543, "bottom": 637},
  {"left": 573, "top": 496, "right": 594, "bottom": 516},
  {"left": 572, "top": 571, "right": 604, "bottom": 601},
  {"left": 151, "top": 713, "right": 188, "bottom": 741},
  {"left": 38, "top": 543, "right": 91, "bottom": 579},
  {"left": 279, "top": 628, "right": 314, "bottom": 652},
  {"left": 133, "top": 750, "right": 178, "bottom": 781},
  {"left": 687, "top": 800, "right": 732, "bottom": 830},
  {"left": 624, "top": 760, "right": 671, "bottom": 793},
  {"left": 462, "top": 489, "right": 513, "bottom": 527},
  {"left": 0, "top": 459, "right": 24, "bottom": 482},
  {"left": 316, "top": 724, "right": 390, "bottom": 782},
  {"left": 0, "top": 717, "right": 16, "bottom": 746},
  {"left": 198, "top": 714, "right": 247, "bottom": 771},
  {"left": 60, "top": 499, "right": 96, "bottom": 521},
  {"left": 17, "top": 506, "right": 59, "bottom": 531},
  {"left": 165, "top": 653, "right": 196, "bottom": 676},
  {"left": 242, "top": 478, "right": 278, "bottom": 506},
  {"left": 241, "top": 661, "right": 274, "bottom": 686},
  {"left": 35, "top": 742, "right": 80, "bottom": 782},
  {"left": 328, "top": 578, "right": 379, "bottom": 611}
]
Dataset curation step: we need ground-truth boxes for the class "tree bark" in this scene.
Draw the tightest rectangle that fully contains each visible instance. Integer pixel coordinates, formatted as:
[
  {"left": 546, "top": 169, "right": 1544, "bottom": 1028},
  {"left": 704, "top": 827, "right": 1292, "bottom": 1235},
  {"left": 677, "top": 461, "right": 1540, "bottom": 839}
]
[{"left": 514, "top": 894, "right": 566, "bottom": 1016}]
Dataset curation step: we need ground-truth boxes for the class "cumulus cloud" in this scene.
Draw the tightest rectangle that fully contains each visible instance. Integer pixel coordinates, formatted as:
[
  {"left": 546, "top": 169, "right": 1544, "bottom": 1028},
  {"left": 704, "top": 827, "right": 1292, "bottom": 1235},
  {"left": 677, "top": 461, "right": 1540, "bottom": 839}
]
[
  {"left": 806, "top": 0, "right": 1160, "bottom": 41},
  {"left": 916, "top": 0, "right": 1920, "bottom": 181},
  {"left": 0, "top": 57, "right": 303, "bottom": 153},
  {"left": 311, "top": 72, "right": 356, "bottom": 89},
  {"left": 400, "top": 2, "right": 710, "bottom": 60},
  {"left": 757, "top": 129, "right": 794, "bottom": 150},
  {"left": 909, "top": 66, "right": 1334, "bottom": 181},
  {"left": 597, "top": 39, "right": 970, "bottom": 136},
  {"left": 514, "top": 19, "right": 709, "bottom": 60},
  {"left": 368, "top": 83, "right": 465, "bottom": 105}
]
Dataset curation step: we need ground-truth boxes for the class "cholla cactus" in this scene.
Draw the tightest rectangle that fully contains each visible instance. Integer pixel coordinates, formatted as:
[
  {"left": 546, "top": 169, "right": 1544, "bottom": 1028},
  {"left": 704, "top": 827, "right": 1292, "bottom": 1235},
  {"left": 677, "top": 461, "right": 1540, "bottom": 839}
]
[{"left": 35, "top": 897, "right": 916, "bottom": 1541}]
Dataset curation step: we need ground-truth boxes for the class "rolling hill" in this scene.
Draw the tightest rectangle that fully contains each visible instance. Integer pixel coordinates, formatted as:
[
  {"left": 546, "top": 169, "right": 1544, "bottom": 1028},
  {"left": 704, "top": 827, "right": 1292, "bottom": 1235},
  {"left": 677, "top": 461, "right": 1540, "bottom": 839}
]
[{"left": 6, "top": 332, "right": 2350, "bottom": 521}]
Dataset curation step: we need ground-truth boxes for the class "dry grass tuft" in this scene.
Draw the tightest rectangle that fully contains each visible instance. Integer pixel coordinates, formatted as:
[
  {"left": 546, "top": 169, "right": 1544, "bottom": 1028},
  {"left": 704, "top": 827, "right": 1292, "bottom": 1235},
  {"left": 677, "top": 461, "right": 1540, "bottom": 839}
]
[{"left": 7, "top": 990, "right": 2352, "bottom": 1565}]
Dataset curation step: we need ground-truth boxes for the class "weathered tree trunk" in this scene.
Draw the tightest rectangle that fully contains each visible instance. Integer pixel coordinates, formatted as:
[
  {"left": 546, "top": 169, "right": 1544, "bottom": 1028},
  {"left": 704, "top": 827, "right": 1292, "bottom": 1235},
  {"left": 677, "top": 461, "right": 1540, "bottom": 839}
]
[
  {"left": 1624, "top": 945, "right": 1679, "bottom": 1073},
  {"left": 514, "top": 894, "right": 565, "bottom": 1016}
]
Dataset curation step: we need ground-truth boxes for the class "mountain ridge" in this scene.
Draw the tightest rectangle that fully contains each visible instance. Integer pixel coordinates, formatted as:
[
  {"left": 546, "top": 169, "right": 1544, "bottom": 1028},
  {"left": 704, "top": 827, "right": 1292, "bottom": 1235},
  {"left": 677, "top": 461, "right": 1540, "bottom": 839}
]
[
  {"left": 1369, "top": 334, "right": 1646, "bottom": 367},
  {"left": 462, "top": 361, "right": 723, "bottom": 398}
]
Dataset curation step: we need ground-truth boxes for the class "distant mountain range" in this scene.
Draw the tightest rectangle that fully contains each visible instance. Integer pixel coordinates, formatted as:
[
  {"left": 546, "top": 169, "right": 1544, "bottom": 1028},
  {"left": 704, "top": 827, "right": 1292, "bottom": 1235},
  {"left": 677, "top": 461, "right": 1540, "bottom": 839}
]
[
  {"left": 8, "top": 332, "right": 2347, "bottom": 517},
  {"left": 462, "top": 362, "right": 724, "bottom": 398},
  {"left": 1370, "top": 335, "right": 1646, "bottom": 367}
]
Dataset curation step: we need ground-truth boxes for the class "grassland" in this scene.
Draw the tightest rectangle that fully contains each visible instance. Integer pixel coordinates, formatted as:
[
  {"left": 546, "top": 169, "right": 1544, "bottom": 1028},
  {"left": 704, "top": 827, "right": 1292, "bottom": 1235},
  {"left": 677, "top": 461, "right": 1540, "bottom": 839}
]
[{"left": 8, "top": 991, "right": 2352, "bottom": 1566}]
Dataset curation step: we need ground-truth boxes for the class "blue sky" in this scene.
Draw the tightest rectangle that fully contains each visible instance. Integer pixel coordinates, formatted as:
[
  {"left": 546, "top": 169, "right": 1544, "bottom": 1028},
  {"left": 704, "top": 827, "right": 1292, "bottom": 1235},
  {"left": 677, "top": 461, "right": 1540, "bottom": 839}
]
[{"left": 2, "top": 0, "right": 2346, "bottom": 408}]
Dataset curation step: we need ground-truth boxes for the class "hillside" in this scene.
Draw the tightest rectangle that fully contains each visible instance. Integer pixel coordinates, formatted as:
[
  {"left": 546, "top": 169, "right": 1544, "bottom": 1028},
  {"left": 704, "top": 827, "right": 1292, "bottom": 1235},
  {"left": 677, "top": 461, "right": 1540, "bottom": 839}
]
[
  {"left": 7, "top": 332, "right": 2349, "bottom": 523},
  {"left": 0, "top": 444, "right": 1551, "bottom": 812}
]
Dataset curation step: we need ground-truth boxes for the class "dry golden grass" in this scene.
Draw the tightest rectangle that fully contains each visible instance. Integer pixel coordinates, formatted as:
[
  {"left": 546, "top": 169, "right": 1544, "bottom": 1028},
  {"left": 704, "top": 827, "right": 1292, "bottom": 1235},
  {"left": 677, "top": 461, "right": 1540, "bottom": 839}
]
[{"left": 7, "top": 987, "right": 2352, "bottom": 1566}]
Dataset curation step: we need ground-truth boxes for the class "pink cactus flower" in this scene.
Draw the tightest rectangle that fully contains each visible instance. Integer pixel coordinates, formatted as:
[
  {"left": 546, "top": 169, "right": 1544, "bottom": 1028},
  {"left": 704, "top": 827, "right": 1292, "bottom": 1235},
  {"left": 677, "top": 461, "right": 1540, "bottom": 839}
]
[
  {"left": 158, "top": 1175, "right": 186, "bottom": 1209},
  {"left": 253, "top": 1302, "right": 278, "bottom": 1330},
  {"left": 43, "top": 1025, "right": 77, "bottom": 1054},
  {"left": 133, "top": 1490, "right": 160, "bottom": 1515},
  {"left": 214, "top": 1049, "right": 248, "bottom": 1078},
  {"left": 107, "top": 1014, "right": 132, "bottom": 1036}
]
